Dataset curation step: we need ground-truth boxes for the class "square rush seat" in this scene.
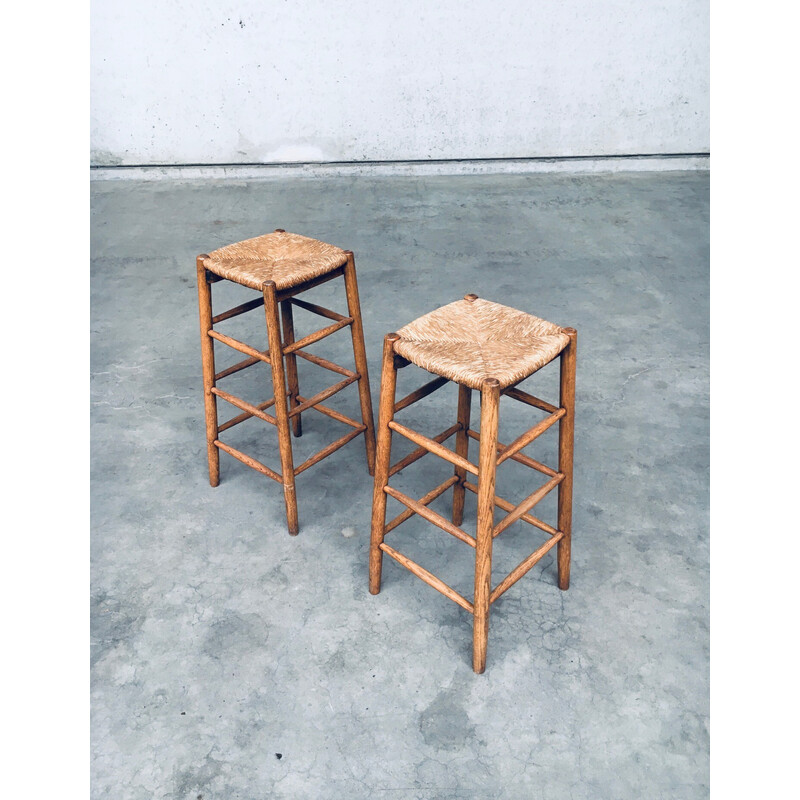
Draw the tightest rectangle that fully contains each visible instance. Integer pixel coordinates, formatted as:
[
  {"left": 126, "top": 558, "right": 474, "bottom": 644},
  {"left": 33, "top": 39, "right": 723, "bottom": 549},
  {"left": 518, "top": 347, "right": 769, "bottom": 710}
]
[
  {"left": 369, "top": 294, "right": 577, "bottom": 673},
  {"left": 196, "top": 230, "right": 376, "bottom": 535}
]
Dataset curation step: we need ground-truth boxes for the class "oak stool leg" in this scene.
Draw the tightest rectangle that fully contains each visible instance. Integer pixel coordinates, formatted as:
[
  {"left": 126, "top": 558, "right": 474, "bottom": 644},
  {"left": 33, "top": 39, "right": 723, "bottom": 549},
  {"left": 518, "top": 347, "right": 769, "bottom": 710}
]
[
  {"left": 452, "top": 384, "right": 472, "bottom": 526},
  {"left": 263, "top": 281, "right": 299, "bottom": 535},
  {"left": 557, "top": 327, "right": 577, "bottom": 590},
  {"left": 473, "top": 378, "right": 500, "bottom": 674},
  {"left": 196, "top": 255, "right": 220, "bottom": 487},
  {"left": 280, "top": 299, "right": 303, "bottom": 437},
  {"left": 369, "top": 333, "right": 401, "bottom": 594},
  {"left": 343, "top": 251, "right": 377, "bottom": 475}
]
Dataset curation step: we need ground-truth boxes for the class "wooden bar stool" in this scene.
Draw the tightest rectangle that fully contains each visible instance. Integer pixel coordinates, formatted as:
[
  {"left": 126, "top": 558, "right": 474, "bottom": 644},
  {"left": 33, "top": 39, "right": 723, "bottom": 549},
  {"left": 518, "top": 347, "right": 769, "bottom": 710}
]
[
  {"left": 369, "top": 294, "right": 576, "bottom": 673},
  {"left": 196, "top": 229, "right": 376, "bottom": 535}
]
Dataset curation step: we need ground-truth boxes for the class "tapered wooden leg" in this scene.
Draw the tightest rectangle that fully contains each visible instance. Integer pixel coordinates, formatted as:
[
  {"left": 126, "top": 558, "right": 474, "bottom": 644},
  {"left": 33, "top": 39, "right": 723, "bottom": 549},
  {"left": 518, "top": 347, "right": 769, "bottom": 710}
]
[
  {"left": 557, "top": 327, "right": 577, "bottom": 590},
  {"left": 452, "top": 383, "right": 472, "bottom": 526},
  {"left": 263, "top": 281, "right": 299, "bottom": 535},
  {"left": 196, "top": 256, "right": 220, "bottom": 487},
  {"left": 280, "top": 299, "right": 302, "bottom": 438},
  {"left": 369, "top": 333, "right": 400, "bottom": 594},
  {"left": 473, "top": 378, "right": 500, "bottom": 673},
  {"left": 343, "top": 252, "right": 377, "bottom": 475}
]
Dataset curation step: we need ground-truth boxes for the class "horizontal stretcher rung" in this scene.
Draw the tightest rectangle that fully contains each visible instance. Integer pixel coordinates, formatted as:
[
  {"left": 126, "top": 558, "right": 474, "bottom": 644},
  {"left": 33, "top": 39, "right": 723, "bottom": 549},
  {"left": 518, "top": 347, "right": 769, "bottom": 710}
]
[
  {"left": 294, "top": 426, "right": 366, "bottom": 476},
  {"left": 217, "top": 397, "right": 276, "bottom": 433},
  {"left": 214, "top": 440, "right": 282, "bottom": 483},
  {"left": 208, "top": 330, "right": 271, "bottom": 364},
  {"left": 385, "top": 475, "right": 459, "bottom": 535},
  {"left": 282, "top": 318, "right": 352, "bottom": 355},
  {"left": 490, "top": 532, "right": 564, "bottom": 604},
  {"left": 394, "top": 376, "right": 449, "bottom": 414},
  {"left": 380, "top": 543, "right": 474, "bottom": 614},
  {"left": 296, "top": 395, "right": 363, "bottom": 429},
  {"left": 211, "top": 296, "right": 264, "bottom": 324},
  {"left": 388, "top": 421, "right": 478, "bottom": 476},
  {"left": 212, "top": 388, "right": 277, "bottom": 425},
  {"left": 384, "top": 485, "right": 476, "bottom": 547},
  {"left": 502, "top": 386, "right": 560, "bottom": 415},
  {"left": 214, "top": 353, "right": 266, "bottom": 382},
  {"left": 293, "top": 349, "right": 356, "bottom": 378},
  {"left": 463, "top": 481, "right": 559, "bottom": 537},
  {"left": 493, "top": 474, "right": 564, "bottom": 537},
  {"left": 288, "top": 376, "right": 358, "bottom": 418},
  {"left": 275, "top": 265, "right": 344, "bottom": 301},
  {"left": 289, "top": 296, "right": 349, "bottom": 323},
  {"left": 495, "top": 408, "right": 566, "bottom": 466},
  {"left": 466, "top": 429, "right": 558, "bottom": 478},
  {"left": 389, "top": 424, "right": 460, "bottom": 478}
]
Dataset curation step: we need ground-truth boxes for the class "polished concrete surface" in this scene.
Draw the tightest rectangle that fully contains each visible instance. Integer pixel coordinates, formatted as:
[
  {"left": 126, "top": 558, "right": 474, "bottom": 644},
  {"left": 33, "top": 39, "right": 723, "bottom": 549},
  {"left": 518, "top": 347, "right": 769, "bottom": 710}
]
[{"left": 91, "top": 172, "right": 709, "bottom": 799}]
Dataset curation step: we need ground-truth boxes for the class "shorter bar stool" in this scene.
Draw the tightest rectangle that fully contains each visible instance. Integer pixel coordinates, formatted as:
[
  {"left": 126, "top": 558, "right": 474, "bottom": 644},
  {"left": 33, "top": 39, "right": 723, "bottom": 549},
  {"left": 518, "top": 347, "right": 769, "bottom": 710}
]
[
  {"left": 369, "top": 294, "right": 577, "bottom": 673},
  {"left": 196, "top": 230, "right": 376, "bottom": 534}
]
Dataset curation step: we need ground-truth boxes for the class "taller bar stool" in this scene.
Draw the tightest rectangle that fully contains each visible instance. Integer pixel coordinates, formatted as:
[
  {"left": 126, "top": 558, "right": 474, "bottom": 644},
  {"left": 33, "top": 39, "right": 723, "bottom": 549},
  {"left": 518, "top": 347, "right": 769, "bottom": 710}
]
[
  {"left": 369, "top": 294, "right": 576, "bottom": 673},
  {"left": 196, "top": 229, "right": 376, "bottom": 535}
]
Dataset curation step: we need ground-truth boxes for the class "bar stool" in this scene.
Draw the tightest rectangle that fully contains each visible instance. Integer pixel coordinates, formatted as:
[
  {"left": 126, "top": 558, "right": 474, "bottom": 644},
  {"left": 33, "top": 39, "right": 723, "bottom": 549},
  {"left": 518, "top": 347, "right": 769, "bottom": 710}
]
[
  {"left": 196, "top": 229, "right": 376, "bottom": 535},
  {"left": 369, "top": 294, "right": 576, "bottom": 673}
]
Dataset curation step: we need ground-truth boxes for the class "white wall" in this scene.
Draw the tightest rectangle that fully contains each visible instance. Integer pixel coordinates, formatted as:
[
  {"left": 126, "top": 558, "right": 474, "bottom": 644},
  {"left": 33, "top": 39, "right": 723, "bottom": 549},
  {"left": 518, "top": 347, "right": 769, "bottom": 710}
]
[{"left": 91, "top": 0, "right": 709, "bottom": 166}]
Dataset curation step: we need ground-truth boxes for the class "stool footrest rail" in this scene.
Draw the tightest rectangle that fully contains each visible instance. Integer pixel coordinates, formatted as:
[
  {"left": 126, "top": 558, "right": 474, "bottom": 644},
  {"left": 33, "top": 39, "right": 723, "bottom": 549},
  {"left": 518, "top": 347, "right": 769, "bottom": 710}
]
[
  {"left": 385, "top": 485, "right": 476, "bottom": 547},
  {"left": 463, "top": 480, "right": 559, "bottom": 537},
  {"left": 493, "top": 474, "right": 564, "bottom": 537},
  {"left": 502, "top": 386, "right": 560, "bottom": 415},
  {"left": 289, "top": 296, "right": 350, "bottom": 323},
  {"left": 214, "top": 440, "right": 282, "bottom": 483},
  {"left": 288, "top": 376, "right": 358, "bottom": 418},
  {"left": 380, "top": 542, "right": 474, "bottom": 614},
  {"left": 394, "top": 376, "right": 449, "bottom": 414},
  {"left": 496, "top": 409, "right": 566, "bottom": 466},
  {"left": 294, "top": 349, "right": 356, "bottom": 378},
  {"left": 274, "top": 265, "right": 344, "bottom": 302},
  {"left": 389, "top": 423, "right": 461, "bottom": 477},
  {"left": 296, "top": 395, "right": 363, "bottom": 429},
  {"left": 467, "top": 429, "right": 558, "bottom": 478},
  {"left": 490, "top": 532, "right": 564, "bottom": 604},
  {"left": 208, "top": 330, "right": 272, "bottom": 364},
  {"left": 388, "top": 421, "right": 478, "bottom": 476},
  {"left": 217, "top": 397, "right": 277, "bottom": 433},
  {"left": 282, "top": 318, "right": 352, "bottom": 355},
  {"left": 214, "top": 353, "right": 267, "bottom": 382},
  {"left": 294, "top": 426, "right": 366, "bottom": 476},
  {"left": 212, "top": 388, "right": 278, "bottom": 426},
  {"left": 385, "top": 475, "right": 459, "bottom": 535},
  {"left": 211, "top": 296, "right": 264, "bottom": 324}
]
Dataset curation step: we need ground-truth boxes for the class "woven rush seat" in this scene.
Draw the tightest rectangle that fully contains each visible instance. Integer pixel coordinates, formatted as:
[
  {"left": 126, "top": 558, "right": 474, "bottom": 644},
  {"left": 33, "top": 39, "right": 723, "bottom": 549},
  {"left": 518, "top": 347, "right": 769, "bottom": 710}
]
[
  {"left": 196, "top": 231, "right": 376, "bottom": 535},
  {"left": 394, "top": 296, "right": 570, "bottom": 390},
  {"left": 369, "top": 293, "right": 577, "bottom": 673},
  {"left": 203, "top": 230, "right": 348, "bottom": 291}
]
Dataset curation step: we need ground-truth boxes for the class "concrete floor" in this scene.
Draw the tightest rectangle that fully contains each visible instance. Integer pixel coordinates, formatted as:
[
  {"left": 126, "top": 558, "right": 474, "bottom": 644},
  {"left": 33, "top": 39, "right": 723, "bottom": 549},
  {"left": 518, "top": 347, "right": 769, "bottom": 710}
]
[{"left": 91, "top": 171, "right": 709, "bottom": 799}]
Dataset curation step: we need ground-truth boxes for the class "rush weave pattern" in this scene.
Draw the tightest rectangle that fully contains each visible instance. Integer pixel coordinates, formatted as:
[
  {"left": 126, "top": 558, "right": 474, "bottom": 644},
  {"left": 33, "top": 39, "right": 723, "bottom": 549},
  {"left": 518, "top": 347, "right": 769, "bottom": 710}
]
[
  {"left": 394, "top": 297, "right": 569, "bottom": 390},
  {"left": 203, "top": 230, "right": 348, "bottom": 291}
]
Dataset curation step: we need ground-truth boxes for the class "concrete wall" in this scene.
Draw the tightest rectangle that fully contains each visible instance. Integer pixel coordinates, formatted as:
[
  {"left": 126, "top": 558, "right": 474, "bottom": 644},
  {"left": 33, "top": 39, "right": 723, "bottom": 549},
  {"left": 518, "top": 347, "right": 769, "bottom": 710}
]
[{"left": 91, "top": 0, "right": 709, "bottom": 166}]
